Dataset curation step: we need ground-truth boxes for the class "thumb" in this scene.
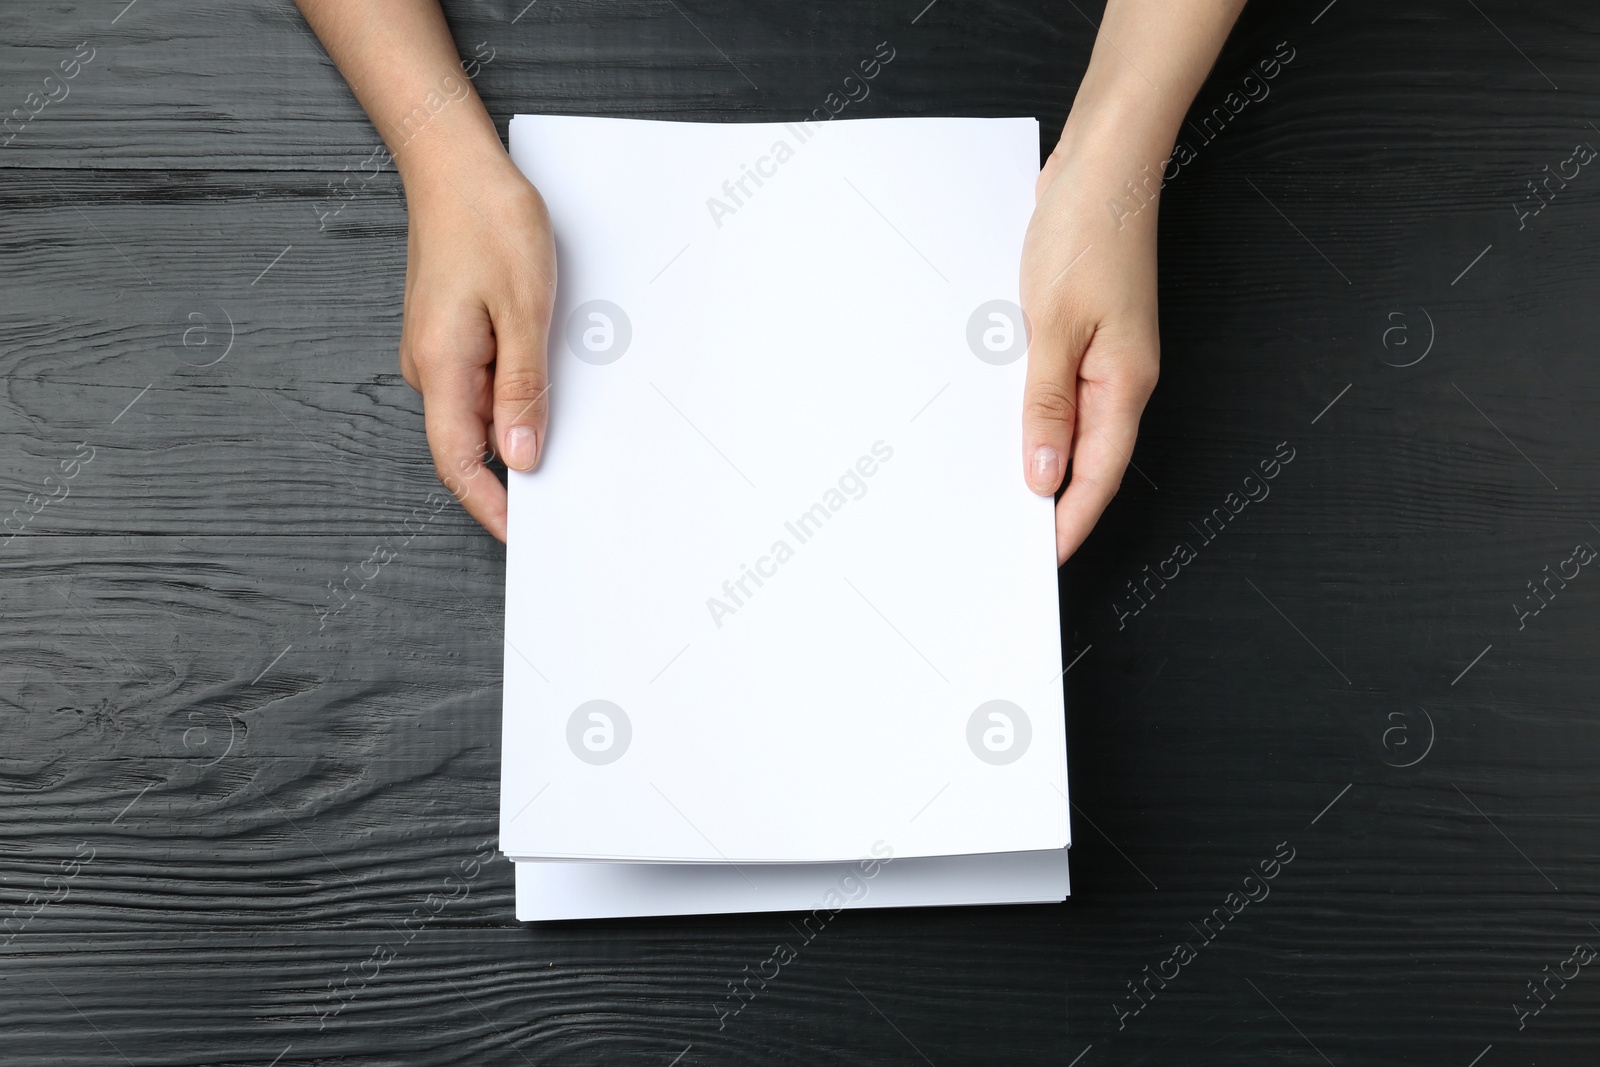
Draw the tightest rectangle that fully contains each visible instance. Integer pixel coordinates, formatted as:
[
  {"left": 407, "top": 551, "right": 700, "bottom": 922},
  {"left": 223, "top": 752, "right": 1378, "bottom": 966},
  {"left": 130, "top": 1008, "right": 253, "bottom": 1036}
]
[
  {"left": 492, "top": 300, "right": 553, "bottom": 472},
  {"left": 1021, "top": 304, "right": 1095, "bottom": 496}
]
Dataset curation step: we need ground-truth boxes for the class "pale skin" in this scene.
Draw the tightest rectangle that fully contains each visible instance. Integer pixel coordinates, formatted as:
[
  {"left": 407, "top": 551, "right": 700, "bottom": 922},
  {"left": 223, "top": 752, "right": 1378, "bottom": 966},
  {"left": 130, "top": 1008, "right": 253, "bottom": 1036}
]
[{"left": 296, "top": 0, "right": 1246, "bottom": 560}]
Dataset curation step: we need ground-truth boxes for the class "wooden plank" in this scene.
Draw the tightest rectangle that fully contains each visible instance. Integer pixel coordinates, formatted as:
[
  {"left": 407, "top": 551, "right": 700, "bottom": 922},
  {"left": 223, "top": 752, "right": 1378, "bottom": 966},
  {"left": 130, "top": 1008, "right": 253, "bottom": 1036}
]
[
  {"left": 0, "top": 0, "right": 1081, "bottom": 170},
  {"left": 3, "top": 0, "right": 1600, "bottom": 1064},
  {"left": 0, "top": 167, "right": 1595, "bottom": 536},
  {"left": 0, "top": 534, "right": 504, "bottom": 745}
]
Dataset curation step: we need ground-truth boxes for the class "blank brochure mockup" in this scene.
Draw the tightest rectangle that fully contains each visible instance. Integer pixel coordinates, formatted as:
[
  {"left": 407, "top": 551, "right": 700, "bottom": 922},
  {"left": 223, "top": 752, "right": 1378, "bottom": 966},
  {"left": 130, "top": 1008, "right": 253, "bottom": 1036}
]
[{"left": 500, "top": 114, "right": 1070, "bottom": 921}]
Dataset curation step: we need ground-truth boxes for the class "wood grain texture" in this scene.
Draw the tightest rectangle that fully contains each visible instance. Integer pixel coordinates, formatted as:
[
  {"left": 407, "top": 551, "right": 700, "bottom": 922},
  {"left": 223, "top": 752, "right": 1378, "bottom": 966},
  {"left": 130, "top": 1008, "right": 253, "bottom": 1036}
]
[{"left": 4, "top": 0, "right": 1600, "bottom": 1064}]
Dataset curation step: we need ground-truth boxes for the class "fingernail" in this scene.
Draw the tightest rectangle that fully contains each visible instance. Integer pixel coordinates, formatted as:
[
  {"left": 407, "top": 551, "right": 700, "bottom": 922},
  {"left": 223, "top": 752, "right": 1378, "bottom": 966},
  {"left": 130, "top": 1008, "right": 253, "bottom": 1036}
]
[
  {"left": 505, "top": 425, "right": 535, "bottom": 471},
  {"left": 1030, "top": 445, "right": 1061, "bottom": 493}
]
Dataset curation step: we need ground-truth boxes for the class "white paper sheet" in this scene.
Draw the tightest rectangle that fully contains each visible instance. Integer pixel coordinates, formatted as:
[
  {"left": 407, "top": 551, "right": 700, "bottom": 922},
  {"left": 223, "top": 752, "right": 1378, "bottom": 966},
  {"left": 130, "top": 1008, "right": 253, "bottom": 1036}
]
[
  {"left": 513, "top": 849, "right": 1069, "bottom": 922},
  {"left": 501, "top": 115, "right": 1067, "bottom": 865}
]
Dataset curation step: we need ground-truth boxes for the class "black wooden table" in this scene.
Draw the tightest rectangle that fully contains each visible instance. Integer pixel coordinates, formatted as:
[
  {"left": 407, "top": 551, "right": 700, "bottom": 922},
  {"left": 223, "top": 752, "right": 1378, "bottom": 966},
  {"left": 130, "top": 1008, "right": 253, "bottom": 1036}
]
[{"left": 3, "top": 2, "right": 1597, "bottom": 1064}]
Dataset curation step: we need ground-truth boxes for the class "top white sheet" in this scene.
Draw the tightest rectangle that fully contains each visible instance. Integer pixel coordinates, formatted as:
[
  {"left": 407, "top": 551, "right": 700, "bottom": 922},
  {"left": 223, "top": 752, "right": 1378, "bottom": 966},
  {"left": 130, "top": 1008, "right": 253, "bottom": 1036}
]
[{"left": 500, "top": 115, "right": 1067, "bottom": 863}]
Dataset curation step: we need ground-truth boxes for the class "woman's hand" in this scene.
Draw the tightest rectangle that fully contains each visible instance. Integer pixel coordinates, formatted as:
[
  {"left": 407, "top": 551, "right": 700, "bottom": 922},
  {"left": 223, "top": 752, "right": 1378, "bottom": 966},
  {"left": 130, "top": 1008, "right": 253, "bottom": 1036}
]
[
  {"left": 1020, "top": 143, "right": 1161, "bottom": 565},
  {"left": 295, "top": 0, "right": 1243, "bottom": 551},
  {"left": 399, "top": 151, "right": 556, "bottom": 541},
  {"left": 1017, "top": 0, "right": 1246, "bottom": 564},
  {"left": 293, "top": 0, "right": 560, "bottom": 542}
]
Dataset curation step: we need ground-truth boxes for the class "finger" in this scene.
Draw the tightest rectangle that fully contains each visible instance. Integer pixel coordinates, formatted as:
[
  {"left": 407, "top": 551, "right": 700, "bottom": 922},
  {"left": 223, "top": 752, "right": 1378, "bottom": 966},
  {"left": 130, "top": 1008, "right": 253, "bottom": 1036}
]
[
  {"left": 491, "top": 292, "right": 554, "bottom": 473},
  {"left": 420, "top": 357, "right": 507, "bottom": 542},
  {"left": 1052, "top": 370, "right": 1151, "bottom": 564},
  {"left": 1020, "top": 298, "right": 1096, "bottom": 497}
]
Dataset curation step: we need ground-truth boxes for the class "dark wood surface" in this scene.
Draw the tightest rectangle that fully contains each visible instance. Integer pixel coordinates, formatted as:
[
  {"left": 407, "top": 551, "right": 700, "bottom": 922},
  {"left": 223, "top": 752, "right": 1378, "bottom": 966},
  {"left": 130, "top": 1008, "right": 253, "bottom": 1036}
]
[{"left": 3, "top": 1, "right": 1598, "bottom": 1063}]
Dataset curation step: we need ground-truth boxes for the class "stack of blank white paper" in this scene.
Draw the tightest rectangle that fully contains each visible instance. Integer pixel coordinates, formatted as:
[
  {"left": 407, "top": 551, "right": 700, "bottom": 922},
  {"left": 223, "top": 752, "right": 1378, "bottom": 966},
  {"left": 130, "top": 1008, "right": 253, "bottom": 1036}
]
[{"left": 500, "top": 114, "right": 1070, "bottom": 921}]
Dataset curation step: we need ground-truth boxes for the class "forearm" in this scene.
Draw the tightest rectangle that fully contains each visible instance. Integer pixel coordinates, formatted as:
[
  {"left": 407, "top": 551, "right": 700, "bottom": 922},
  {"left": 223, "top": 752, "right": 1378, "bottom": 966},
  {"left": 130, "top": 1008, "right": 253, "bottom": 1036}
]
[
  {"left": 1058, "top": 0, "right": 1248, "bottom": 174},
  {"left": 293, "top": 0, "right": 505, "bottom": 193}
]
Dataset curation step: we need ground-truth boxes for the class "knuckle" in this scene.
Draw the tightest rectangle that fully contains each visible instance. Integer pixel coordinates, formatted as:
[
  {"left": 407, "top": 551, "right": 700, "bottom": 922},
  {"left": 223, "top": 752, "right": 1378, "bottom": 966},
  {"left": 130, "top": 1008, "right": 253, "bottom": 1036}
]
[
  {"left": 408, "top": 324, "right": 459, "bottom": 369},
  {"left": 433, "top": 460, "right": 469, "bottom": 502},
  {"left": 1024, "top": 379, "right": 1077, "bottom": 427},
  {"left": 1033, "top": 287, "right": 1076, "bottom": 323},
  {"left": 1086, "top": 464, "right": 1125, "bottom": 498},
  {"left": 1127, "top": 361, "right": 1159, "bottom": 397},
  {"left": 399, "top": 352, "right": 421, "bottom": 391},
  {"left": 495, "top": 369, "right": 550, "bottom": 410},
  {"left": 1027, "top": 276, "right": 1087, "bottom": 326},
  {"left": 495, "top": 180, "right": 550, "bottom": 225},
  {"left": 496, "top": 292, "right": 555, "bottom": 341},
  {"left": 488, "top": 187, "right": 557, "bottom": 282}
]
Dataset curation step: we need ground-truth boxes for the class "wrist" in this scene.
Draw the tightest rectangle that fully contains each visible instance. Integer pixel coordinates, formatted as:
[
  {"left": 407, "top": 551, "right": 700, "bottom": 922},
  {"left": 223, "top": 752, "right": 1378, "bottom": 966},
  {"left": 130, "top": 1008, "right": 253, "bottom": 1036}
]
[
  {"left": 394, "top": 104, "right": 515, "bottom": 205},
  {"left": 1055, "top": 0, "right": 1245, "bottom": 169},
  {"left": 1056, "top": 78, "right": 1182, "bottom": 176},
  {"left": 1046, "top": 82, "right": 1186, "bottom": 238}
]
